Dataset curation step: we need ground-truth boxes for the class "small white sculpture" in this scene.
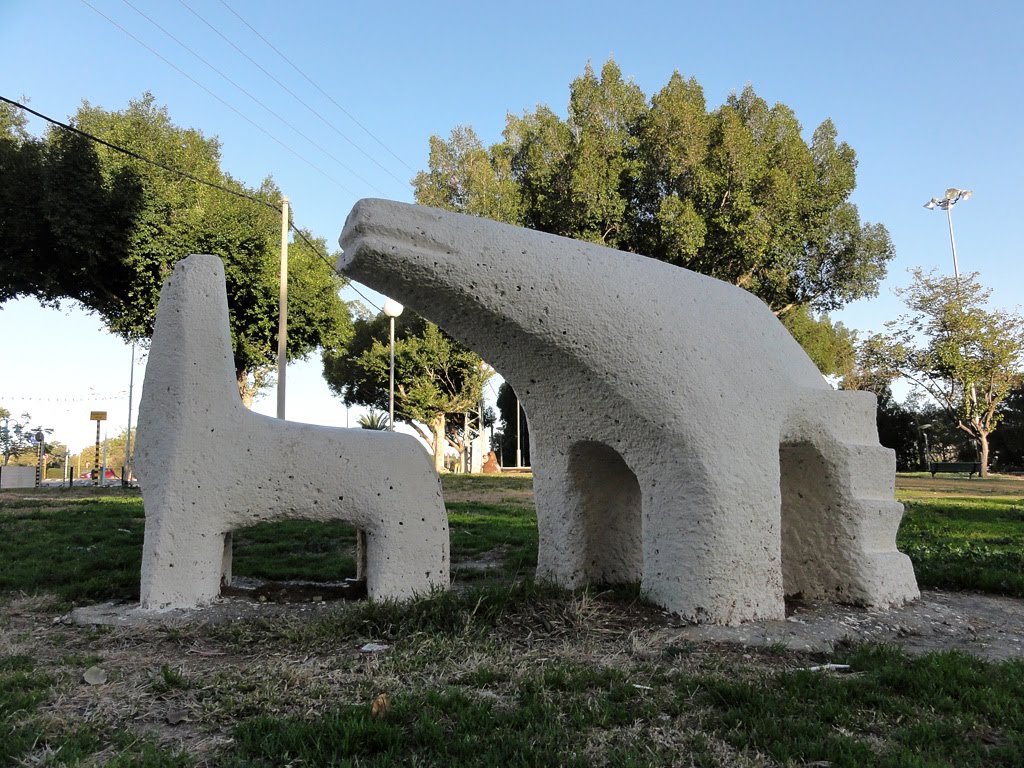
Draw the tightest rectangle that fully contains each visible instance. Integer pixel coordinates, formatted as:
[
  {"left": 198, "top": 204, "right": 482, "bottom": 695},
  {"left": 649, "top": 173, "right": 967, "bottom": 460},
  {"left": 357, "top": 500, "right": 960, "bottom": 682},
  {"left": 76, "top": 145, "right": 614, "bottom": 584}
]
[
  {"left": 338, "top": 199, "right": 919, "bottom": 625},
  {"left": 135, "top": 254, "right": 449, "bottom": 610}
]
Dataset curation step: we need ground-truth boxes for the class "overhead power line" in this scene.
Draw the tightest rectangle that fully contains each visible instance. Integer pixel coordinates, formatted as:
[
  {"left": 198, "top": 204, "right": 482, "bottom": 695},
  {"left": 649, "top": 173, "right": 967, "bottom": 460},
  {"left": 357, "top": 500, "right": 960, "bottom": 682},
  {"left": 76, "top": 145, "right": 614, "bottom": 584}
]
[
  {"left": 0, "top": 96, "right": 279, "bottom": 213},
  {"left": 219, "top": 0, "right": 417, "bottom": 175},
  {"left": 120, "top": 0, "right": 386, "bottom": 195},
  {"left": 4, "top": 393, "right": 128, "bottom": 403},
  {"left": 177, "top": 0, "right": 412, "bottom": 190},
  {"left": 0, "top": 96, "right": 383, "bottom": 314},
  {"left": 79, "top": 0, "right": 359, "bottom": 198}
]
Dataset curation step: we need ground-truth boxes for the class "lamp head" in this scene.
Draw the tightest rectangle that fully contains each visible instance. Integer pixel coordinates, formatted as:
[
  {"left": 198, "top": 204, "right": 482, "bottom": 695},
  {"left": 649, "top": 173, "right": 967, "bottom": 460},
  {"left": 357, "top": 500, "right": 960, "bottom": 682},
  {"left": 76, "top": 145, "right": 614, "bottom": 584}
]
[{"left": 382, "top": 298, "right": 404, "bottom": 318}]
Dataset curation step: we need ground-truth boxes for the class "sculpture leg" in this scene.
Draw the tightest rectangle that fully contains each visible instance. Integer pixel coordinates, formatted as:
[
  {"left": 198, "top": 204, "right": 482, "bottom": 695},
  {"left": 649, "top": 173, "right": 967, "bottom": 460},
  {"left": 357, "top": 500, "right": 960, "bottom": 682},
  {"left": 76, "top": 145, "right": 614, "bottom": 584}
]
[
  {"left": 530, "top": 437, "right": 591, "bottom": 588},
  {"left": 781, "top": 438, "right": 918, "bottom": 606},
  {"left": 641, "top": 439, "right": 786, "bottom": 624},
  {"left": 140, "top": 510, "right": 227, "bottom": 609},
  {"left": 362, "top": 526, "right": 448, "bottom": 601}
]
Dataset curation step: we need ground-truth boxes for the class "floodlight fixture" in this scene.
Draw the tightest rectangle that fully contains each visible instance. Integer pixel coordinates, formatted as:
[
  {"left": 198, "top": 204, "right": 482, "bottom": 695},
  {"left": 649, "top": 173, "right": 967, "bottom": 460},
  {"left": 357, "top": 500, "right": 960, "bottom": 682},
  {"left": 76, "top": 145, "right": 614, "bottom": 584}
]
[
  {"left": 923, "top": 187, "right": 972, "bottom": 278},
  {"left": 923, "top": 188, "right": 973, "bottom": 211}
]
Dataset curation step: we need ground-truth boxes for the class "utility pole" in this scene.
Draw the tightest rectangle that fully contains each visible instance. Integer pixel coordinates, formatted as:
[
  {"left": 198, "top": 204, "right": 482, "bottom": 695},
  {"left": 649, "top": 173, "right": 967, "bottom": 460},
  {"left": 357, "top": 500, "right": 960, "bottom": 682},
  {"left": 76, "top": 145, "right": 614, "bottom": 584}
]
[
  {"left": 123, "top": 342, "right": 136, "bottom": 486},
  {"left": 276, "top": 196, "right": 290, "bottom": 420},
  {"left": 515, "top": 396, "right": 522, "bottom": 468}
]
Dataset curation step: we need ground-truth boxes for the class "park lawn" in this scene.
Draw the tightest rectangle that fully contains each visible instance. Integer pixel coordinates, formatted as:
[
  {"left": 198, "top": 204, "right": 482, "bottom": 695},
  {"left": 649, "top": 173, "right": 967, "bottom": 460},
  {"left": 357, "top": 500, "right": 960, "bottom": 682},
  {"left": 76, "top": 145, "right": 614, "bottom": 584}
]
[
  {"left": 896, "top": 473, "right": 1024, "bottom": 596},
  {"left": 0, "top": 473, "right": 1023, "bottom": 766}
]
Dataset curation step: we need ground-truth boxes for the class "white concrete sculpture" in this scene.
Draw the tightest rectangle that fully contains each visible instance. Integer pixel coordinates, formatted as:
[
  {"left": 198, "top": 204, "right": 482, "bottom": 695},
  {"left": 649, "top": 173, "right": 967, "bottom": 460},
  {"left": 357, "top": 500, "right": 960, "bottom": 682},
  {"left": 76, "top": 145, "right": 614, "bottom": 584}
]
[
  {"left": 135, "top": 254, "right": 449, "bottom": 610},
  {"left": 338, "top": 199, "right": 919, "bottom": 625}
]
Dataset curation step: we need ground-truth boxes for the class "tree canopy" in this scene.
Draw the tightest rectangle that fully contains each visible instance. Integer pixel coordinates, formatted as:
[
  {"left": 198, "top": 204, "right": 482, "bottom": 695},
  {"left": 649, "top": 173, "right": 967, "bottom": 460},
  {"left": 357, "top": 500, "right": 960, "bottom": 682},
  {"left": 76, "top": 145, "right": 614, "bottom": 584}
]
[
  {"left": 0, "top": 96, "right": 351, "bottom": 405},
  {"left": 781, "top": 306, "right": 856, "bottom": 378},
  {"left": 860, "top": 269, "right": 1024, "bottom": 476},
  {"left": 322, "top": 311, "right": 490, "bottom": 472},
  {"left": 413, "top": 59, "right": 894, "bottom": 319},
  {"left": 0, "top": 407, "right": 34, "bottom": 466},
  {"left": 990, "top": 383, "right": 1024, "bottom": 468}
]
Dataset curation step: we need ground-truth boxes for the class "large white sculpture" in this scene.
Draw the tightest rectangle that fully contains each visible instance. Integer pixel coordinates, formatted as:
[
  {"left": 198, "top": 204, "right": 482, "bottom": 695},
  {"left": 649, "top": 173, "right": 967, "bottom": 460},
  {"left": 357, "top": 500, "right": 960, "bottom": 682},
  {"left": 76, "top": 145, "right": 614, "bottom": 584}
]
[
  {"left": 339, "top": 199, "right": 919, "bottom": 625},
  {"left": 135, "top": 254, "right": 449, "bottom": 610}
]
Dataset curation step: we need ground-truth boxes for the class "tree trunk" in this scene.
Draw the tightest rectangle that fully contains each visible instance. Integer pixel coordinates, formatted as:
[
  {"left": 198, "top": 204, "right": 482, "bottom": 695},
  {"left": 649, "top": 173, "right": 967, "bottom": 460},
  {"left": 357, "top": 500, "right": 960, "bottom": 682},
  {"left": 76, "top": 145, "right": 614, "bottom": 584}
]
[
  {"left": 979, "top": 432, "right": 990, "bottom": 478},
  {"left": 236, "top": 371, "right": 255, "bottom": 408},
  {"left": 430, "top": 413, "right": 446, "bottom": 473}
]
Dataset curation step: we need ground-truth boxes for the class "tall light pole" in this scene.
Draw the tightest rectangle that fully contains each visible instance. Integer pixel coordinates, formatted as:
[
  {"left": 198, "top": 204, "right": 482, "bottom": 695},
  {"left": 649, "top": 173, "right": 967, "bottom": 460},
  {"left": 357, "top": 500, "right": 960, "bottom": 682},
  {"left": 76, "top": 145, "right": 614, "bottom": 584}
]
[
  {"left": 276, "top": 196, "right": 290, "bottom": 419},
  {"left": 382, "top": 299, "right": 404, "bottom": 431},
  {"left": 923, "top": 187, "right": 972, "bottom": 279}
]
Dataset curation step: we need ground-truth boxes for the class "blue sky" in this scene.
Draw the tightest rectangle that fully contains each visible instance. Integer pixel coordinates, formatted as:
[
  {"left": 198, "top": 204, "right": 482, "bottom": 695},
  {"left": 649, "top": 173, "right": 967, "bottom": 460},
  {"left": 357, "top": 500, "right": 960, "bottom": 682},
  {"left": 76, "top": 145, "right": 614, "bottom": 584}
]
[{"left": 2, "top": 1, "right": 1021, "bottom": 454}]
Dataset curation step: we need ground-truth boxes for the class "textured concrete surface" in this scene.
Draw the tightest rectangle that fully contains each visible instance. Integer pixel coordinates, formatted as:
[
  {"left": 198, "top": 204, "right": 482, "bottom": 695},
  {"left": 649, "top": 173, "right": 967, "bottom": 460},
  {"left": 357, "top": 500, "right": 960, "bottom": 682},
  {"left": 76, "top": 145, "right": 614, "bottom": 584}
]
[
  {"left": 338, "top": 199, "right": 919, "bottom": 625},
  {"left": 135, "top": 255, "right": 449, "bottom": 610}
]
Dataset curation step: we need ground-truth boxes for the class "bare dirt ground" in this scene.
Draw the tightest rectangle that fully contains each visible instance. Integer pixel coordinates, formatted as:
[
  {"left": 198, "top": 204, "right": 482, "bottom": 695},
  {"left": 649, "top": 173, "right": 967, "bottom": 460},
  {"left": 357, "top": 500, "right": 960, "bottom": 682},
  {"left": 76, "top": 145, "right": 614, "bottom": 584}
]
[
  {"left": 896, "top": 472, "right": 1024, "bottom": 498},
  {"left": 441, "top": 484, "right": 535, "bottom": 507},
  {"left": 671, "top": 590, "right": 1024, "bottom": 662},
  {"left": 59, "top": 587, "right": 1024, "bottom": 663},
  {"left": 4, "top": 586, "right": 1024, "bottom": 762}
]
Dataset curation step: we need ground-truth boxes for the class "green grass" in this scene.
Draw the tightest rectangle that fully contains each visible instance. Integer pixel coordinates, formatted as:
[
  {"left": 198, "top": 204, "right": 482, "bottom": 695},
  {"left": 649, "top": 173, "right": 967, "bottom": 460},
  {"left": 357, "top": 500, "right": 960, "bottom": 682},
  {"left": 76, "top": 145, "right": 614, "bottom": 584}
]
[
  {"left": 448, "top": 501, "right": 538, "bottom": 577},
  {"left": 1, "top": 652, "right": 190, "bottom": 767},
  {"left": 215, "top": 646, "right": 1024, "bottom": 767},
  {"left": 225, "top": 664, "right": 683, "bottom": 768},
  {"left": 0, "top": 654, "right": 53, "bottom": 764},
  {"left": 897, "top": 495, "right": 1024, "bottom": 596},
  {"left": 696, "top": 644, "right": 1024, "bottom": 766},
  {"left": 232, "top": 520, "right": 358, "bottom": 581},
  {"left": 4, "top": 475, "right": 1024, "bottom": 765},
  {"left": 1, "top": 476, "right": 1020, "bottom": 606},
  {"left": 0, "top": 484, "right": 538, "bottom": 603},
  {"left": 0, "top": 495, "right": 146, "bottom": 603}
]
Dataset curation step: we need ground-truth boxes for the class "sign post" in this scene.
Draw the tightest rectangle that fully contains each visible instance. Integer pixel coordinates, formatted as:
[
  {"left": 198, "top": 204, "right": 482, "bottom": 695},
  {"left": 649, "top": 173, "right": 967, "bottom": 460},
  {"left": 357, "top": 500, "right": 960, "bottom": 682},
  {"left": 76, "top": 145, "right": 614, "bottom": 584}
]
[
  {"left": 34, "top": 430, "right": 44, "bottom": 488},
  {"left": 90, "top": 411, "right": 106, "bottom": 486}
]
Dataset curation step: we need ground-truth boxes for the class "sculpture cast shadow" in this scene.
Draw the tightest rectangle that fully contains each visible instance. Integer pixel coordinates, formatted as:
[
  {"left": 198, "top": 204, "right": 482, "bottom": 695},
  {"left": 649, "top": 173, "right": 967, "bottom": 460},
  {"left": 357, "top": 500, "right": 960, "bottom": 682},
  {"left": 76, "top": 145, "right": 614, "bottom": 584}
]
[
  {"left": 135, "top": 254, "right": 449, "bottom": 610},
  {"left": 338, "top": 199, "right": 919, "bottom": 626}
]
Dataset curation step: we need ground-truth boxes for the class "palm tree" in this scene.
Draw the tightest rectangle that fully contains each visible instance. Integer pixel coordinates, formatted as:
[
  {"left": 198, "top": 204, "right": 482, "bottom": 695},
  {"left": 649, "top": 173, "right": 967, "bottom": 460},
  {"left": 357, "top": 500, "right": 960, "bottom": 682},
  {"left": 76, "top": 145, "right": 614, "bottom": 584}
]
[{"left": 357, "top": 411, "right": 390, "bottom": 430}]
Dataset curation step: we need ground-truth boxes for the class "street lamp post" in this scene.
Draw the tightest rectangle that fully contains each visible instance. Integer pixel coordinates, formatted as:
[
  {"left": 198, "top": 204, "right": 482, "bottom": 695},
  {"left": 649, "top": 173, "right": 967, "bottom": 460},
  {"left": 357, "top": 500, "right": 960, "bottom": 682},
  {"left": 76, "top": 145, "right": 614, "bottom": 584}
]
[
  {"left": 919, "top": 422, "right": 933, "bottom": 473},
  {"left": 382, "top": 299, "right": 404, "bottom": 431},
  {"left": 923, "top": 187, "right": 972, "bottom": 279}
]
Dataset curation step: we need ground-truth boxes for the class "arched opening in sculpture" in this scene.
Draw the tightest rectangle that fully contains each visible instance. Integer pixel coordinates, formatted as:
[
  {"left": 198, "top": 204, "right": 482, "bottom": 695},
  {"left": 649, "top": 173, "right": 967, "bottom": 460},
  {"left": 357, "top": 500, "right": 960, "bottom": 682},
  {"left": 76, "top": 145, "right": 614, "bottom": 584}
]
[
  {"left": 779, "top": 440, "right": 842, "bottom": 600},
  {"left": 568, "top": 441, "right": 642, "bottom": 584},
  {"left": 218, "top": 521, "right": 360, "bottom": 593}
]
